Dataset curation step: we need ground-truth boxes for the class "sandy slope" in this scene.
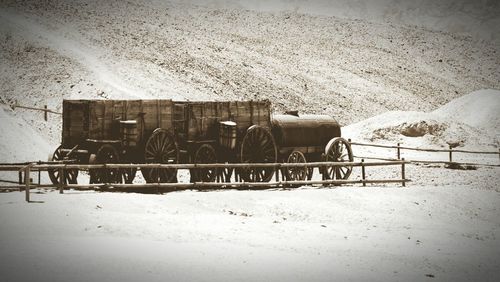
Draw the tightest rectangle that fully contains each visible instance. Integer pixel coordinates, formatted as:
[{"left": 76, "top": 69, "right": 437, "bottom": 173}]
[
  {"left": 344, "top": 89, "right": 500, "bottom": 150},
  {"left": 177, "top": 0, "right": 500, "bottom": 44},
  {"left": 0, "top": 105, "right": 52, "bottom": 162},
  {"left": 1, "top": 0, "right": 499, "bottom": 127}
]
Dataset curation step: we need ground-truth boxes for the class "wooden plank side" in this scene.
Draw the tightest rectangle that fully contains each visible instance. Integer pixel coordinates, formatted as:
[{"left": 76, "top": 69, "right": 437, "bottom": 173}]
[
  {"left": 204, "top": 102, "right": 219, "bottom": 140},
  {"left": 103, "top": 100, "right": 119, "bottom": 139},
  {"left": 160, "top": 99, "right": 173, "bottom": 130},
  {"left": 187, "top": 102, "right": 202, "bottom": 140},
  {"left": 88, "top": 100, "right": 103, "bottom": 140},
  {"left": 124, "top": 100, "right": 144, "bottom": 143},
  {"left": 62, "top": 100, "right": 89, "bottom": 147}
]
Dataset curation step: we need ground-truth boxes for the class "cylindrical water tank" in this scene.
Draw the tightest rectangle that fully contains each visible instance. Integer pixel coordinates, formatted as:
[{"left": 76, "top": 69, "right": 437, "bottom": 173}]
[{"left": 271, "top": 114, "right": 341, "bottom": 150}]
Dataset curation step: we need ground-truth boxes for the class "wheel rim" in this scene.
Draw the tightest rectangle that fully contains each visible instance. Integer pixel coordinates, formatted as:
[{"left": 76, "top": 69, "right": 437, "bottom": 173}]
[
  {"left": 142, "top": 129, "right": 178, "bottom": 183},
  {"left": 192, "top": 144, "right": 217, "bottom": 182},
  {"left": 240, "top": 125, "right": 277, "bottom": 182},
  {"left": 324, "top": 137, "right": 353, "bottom": 180},
  {"left": 48, "top": 145, "right": 78, "bottom": 185},
  {"left": 286, "top": 151, "right": 307, "bottom": 181},
  {"left": 90, "top": 145, "right": 121, "bottom": 184}
]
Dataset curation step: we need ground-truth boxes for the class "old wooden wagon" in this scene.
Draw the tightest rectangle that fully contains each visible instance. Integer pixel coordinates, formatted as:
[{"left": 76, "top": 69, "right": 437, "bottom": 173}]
[{"left": 48, "top": 99, "right": 353, "bottom": 186}]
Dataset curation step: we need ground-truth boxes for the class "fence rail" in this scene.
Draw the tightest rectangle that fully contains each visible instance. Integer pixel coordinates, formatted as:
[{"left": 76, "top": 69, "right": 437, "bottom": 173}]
[
  {"left": 349, "top": 140, "right": 499, "bottom": 165},
  {"left": 10, "top": 101, "right": 61, "bottom": 121},
  {"left": 0, "top": 160, "right": 409, "bottom": 202}
]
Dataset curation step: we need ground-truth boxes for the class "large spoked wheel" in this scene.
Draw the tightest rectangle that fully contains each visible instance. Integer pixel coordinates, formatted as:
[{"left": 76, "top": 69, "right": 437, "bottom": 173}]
[
  {"left": 89, "top": 144, "right": 121, "bottom": 184},
  {"left": 285, "top": 151, "right": 308, "bottom": 181},
  {"left": 191, "top": 144, "right": 217, "bottom": 182},
  {"left": 48, "top": 145, "right": 78, "bottom": 185},
  {"left": 324, "top": 137, "right": 353, "bottom": 180},
  {"left": 142, "top": 128, "right": 179, "bottom": 183},
  {"left": 240, "top": 125, "right": 277, "bottom": 182}
]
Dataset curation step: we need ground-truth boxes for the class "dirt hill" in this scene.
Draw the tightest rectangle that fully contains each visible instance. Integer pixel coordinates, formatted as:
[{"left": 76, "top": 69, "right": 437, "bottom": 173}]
[{"left": 0, "top": 0, "right": 499, "bottom": 151}]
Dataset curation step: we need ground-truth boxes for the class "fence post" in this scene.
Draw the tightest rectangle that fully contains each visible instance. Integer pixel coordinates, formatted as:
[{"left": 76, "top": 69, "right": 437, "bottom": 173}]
[
  {"left": 401, "top": 158, "right": 406, "bottom": 187},
  {"left": 275, "top": 164, "right": 279, "bottom": 183},
  {"left": 18, "top": 170, "right": 23, "bottom": 185},
  {"left": 59, "top": 166, "right": 65, "bottom": 194},
  {"left": 38, "top": 168, "right": 41, "bottom": 185},
  {"left": 361, "top": 159, "right": 366, "bottom": 187},
  {"left": 25, "top": 165, "right": 31, "bottom": 202},
  {"left": 397, "top": 143, "right": 401, "bottom": 160},
  {"left": 157, "top": 165, "right": 161, "bottom": 194},
  {"left": 449, "top": 145, "right": 453, "bottom": 162},
  {"left": 44, "top": 105, "right": 48, "bottom": 121}
]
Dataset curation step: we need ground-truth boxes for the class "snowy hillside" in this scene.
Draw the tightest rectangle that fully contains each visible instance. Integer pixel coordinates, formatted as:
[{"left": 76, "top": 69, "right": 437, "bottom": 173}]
[
  {"left": 180, "top": 0, "right": 500, "bottom": 44},
  {"left": 344, "top": 89, "right": 500, "bottom": 150},
  {"left": 1, "top": 0, "right": 499, "bottom": 138}
]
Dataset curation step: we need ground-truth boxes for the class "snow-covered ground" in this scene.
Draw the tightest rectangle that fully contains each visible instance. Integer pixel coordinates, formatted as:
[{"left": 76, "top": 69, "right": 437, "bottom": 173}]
[
  {"left": 0, "top": 0, "right": 499, "bottom": 281},
  {"left": 1, "top": 185, "right": 499, "bottom": 282}
]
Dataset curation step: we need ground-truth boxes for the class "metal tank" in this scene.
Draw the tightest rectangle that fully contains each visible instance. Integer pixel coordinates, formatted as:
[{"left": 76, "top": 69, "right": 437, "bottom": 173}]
[{"left": 271, "top": 112, "right": 341, "bottom": 160}]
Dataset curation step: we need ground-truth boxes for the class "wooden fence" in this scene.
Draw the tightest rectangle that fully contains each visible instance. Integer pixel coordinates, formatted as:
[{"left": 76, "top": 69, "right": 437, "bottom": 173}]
[
  {"left": 349, "top": 140, "right": 500, "bottom": 167},
  {"left": 0, "top": 160, "right": 410, "bottom": 202},
  {"left": 11, "top": 101, "right": 61, "bottom": 121}
]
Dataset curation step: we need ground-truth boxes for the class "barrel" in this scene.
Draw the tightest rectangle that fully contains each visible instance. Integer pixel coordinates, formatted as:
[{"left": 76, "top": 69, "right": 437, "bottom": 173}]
[
  {"left": 120, "top": 120, "right": 138, "bottom": 147},
  {"left": 219, "top": 121, "right": 237, "bottom": 150},
  {"left": 271, "top": 114, "right": 341, "bottom": 153}
]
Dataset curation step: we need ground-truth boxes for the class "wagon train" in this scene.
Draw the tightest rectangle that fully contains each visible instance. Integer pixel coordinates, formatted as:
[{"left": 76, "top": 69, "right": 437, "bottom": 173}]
[{"left": 48, "top": 99, "right": 354, "bottom": 185}]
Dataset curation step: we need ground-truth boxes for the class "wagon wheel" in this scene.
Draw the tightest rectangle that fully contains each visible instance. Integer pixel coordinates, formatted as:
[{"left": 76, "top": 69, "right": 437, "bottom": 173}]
[
  {"left": 48, "top": 145, "right": 79, "bottom": 185},
  {"left": 240, "top": 125, "right": 277, "bottom": 182},
  {"left": 142, "top": 128, "right": 179, "bottom": 183},
  {"left": 324, "top": 137, "right": 353, "bottom": 180},
  {"left": 121, "top": 167, "right": 137, "bottom": 184},
  {"left": 191, "top": 144, "right": 217, "bottom": 182},
  {"left": 285, "top": 151, "right": 308, "bottom": 181},
  {"left": 89, "top": 144, "right": 121, "bottom": 184}
]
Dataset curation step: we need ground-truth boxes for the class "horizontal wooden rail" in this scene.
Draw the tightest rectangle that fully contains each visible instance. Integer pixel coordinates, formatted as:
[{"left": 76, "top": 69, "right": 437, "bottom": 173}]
[
  {"left": 0, "top": 179, "right": 411, "bottom": 192},
  {"left": 350, "top": 141, "right": 498, "bottom": 155},
  {"left": 12, "top": 102, "right": 61, "bottom": 114},
  {"left": 353, "top": 155, "right": 500, "bottom": 167},
  {"left": 4, "top": 160, "right": 409, "bottom": 202},
  {"left": 11, "top": 101, "right": 60, "bottom": 121},
  {"left": 12, "top": 160, "right": 407, "bottom": 171}
]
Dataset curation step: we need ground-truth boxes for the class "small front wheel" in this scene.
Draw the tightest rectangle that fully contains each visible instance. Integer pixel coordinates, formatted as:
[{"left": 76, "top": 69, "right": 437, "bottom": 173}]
[
  {"left": 48, "top": 145, "right": 78, "bottom": 185},
  {"left": 323, "top": 137, "right": 353, "bottom": 180}
]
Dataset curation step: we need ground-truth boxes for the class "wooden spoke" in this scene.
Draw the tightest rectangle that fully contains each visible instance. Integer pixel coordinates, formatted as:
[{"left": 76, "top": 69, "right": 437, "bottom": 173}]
[
  {"left": 285, "top": 151, "right": 307, "bottom": 181},
  {"left": 48, "top": 145, "right": 79, "bottom": 185},
  {"left": 191, "top": 144, "right": 217, "bottom": 183},
  {"left": 240, "top": 125, "right": 277, "bottom": 183},
  {"left": 89, "top": 144, "right": 121, "bottom": 184},
  {"left": 323, "top": 137, "right": 353, "bottom": 180},
  {"left": 142, "top": 128, "right": 179, "bottom": 183}
]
